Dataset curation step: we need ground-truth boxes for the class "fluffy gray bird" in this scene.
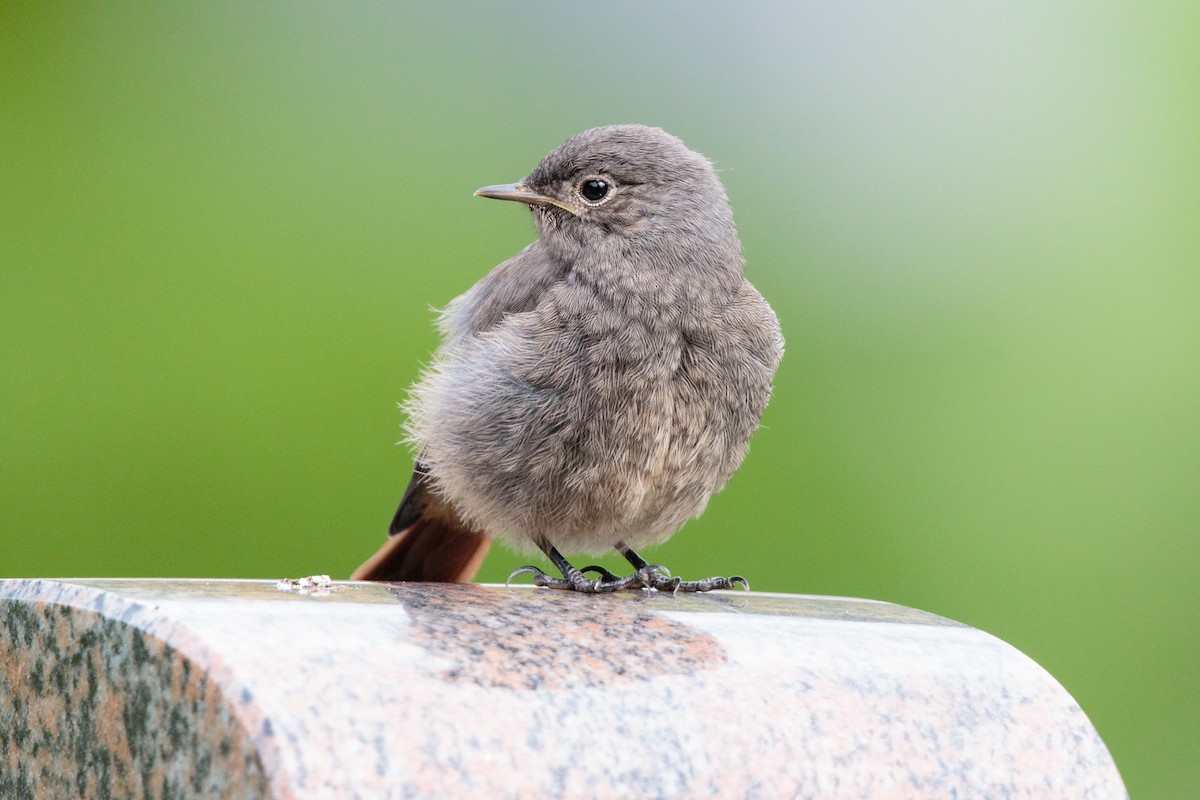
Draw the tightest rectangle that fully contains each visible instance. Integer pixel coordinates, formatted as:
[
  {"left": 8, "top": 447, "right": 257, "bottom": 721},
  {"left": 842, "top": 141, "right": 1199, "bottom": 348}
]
[{"left": 353, "top": 124, "right": 783, "bottom": 592}]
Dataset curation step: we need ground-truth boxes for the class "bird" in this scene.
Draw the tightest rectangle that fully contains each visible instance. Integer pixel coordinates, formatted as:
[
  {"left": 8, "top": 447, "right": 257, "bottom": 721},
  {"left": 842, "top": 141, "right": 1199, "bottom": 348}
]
[{"left": 352, "top": 124, "right": 783, "bottom": 592}]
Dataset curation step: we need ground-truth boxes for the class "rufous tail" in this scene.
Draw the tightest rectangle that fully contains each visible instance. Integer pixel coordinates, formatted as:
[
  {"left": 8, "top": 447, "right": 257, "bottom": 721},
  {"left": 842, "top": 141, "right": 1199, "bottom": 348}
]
[{"left": 351, "top": 516, "right": 491, "bottom": 582}]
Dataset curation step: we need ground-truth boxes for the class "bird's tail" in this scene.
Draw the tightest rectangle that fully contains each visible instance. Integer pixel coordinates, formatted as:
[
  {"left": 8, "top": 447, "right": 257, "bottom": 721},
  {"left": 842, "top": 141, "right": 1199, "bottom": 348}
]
[{"left": 351, "top": 516, "right": 491, "bottom": 583}]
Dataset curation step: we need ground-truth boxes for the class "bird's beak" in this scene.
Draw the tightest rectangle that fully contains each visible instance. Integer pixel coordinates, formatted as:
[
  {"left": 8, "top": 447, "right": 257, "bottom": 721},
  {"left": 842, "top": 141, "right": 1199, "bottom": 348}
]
[{"left": 474, "top": 182, "right": 574, "bottom": 214}]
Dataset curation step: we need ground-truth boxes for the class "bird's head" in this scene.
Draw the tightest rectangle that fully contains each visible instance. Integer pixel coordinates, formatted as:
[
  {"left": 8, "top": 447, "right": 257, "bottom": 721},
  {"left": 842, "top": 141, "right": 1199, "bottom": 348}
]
[{"left": 475, "top": 125, "right": 739, "bottom": 267}]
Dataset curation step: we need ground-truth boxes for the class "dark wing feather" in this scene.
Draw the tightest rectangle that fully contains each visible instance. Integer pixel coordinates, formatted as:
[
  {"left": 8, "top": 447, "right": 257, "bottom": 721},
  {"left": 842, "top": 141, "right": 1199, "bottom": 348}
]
[
  {"left": 389, "top": 461, "right": 432, "bottom": 535},
  {"left": 356, "top": 243, "right": 567, "bottom": 582}
]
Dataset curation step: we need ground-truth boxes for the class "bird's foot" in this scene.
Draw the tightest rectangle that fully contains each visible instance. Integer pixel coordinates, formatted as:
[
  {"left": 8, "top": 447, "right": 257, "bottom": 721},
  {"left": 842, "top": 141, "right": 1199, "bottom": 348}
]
[
  {"left": 615, "top": 565, "right": 748, "bottom": 593},
  {"left": 661, "top": 573, "right": 749, "bottom": 593},
  {"left": 506, "top": 563, "right": 663, "bottom": 593},
  {"left": 588, "top": 563, "right": 749, "bottom": 593},
  {"left": 580, "top": 563, "right": 673, "bottom": 591},
  {"left": 507, "top": 564, "right": 611, "bottom": 592},
  {"left": 508, "top": 563, "right": 747, "bottom": 594}
]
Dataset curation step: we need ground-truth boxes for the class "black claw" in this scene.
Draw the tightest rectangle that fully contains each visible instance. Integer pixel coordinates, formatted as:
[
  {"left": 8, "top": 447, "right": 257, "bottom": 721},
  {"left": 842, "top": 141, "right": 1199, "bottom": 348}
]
[
  {"left": 580, "top": 565, "right": 622, "bottom": 582},
  {"left": 506, "top": 565, "right": 546, "bottom": 586},
  {"left": 507, "top": 565, "right": 569, "bottom": 589},
  {"left": 505, "top": 566, "right": 531, "bottom": 587}
]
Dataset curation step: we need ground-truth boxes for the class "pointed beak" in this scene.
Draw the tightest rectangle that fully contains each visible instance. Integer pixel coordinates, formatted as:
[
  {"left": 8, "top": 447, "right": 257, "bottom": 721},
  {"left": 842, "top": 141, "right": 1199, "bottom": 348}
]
[{"left": 474, "top": 182, "right": 573, "bottom": 213}]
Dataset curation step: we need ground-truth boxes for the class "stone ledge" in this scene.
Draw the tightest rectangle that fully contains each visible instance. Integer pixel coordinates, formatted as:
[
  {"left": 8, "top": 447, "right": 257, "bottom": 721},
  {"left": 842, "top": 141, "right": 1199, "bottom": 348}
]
[{"left": 0, "top": 579, "right": 1126, "bottom": 799}]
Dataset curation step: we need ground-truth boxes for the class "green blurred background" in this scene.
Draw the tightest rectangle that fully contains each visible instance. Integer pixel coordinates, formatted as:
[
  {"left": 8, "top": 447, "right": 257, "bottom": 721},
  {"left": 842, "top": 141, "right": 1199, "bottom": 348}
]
[{"left": 2, "top": 2, "right": 1197, "bottom": 795}]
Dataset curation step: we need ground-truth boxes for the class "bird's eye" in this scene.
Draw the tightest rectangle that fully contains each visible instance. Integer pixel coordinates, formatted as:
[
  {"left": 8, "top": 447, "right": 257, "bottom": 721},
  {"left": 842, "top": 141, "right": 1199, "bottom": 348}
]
[{"left": 579, "top": 178, "right": 610, "bottom": 204}]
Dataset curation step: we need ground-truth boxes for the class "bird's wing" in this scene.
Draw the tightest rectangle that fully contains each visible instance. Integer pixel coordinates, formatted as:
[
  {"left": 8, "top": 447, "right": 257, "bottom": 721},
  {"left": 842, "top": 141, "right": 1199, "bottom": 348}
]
[
  {"left": 389, "top": 461, "right": 433, "bottom": 535},
  {"left": 439, "top": 240, "right": 569, "bottom": 346},
  {"left": 354, "top": 244, "right": 566, "bottom": 584}
]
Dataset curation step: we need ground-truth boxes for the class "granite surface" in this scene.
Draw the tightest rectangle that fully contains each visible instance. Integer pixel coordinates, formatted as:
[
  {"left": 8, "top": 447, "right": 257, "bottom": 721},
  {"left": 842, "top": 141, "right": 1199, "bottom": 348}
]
[{"left": 0, "top": 579, "right": 1127, "bottom": 799}]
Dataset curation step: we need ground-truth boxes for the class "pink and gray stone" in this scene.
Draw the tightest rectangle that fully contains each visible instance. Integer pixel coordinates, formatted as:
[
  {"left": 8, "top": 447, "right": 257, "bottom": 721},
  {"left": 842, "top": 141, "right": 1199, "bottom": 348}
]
[{"left": 0, "top": 579, "right": 1126, "bottom": 799}]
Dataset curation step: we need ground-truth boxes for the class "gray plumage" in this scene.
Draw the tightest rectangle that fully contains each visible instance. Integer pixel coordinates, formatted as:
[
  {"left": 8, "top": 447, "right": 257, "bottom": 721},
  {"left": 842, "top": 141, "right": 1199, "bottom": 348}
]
[{"left": 355, "top": 124, "right": 782, "bottom": 589}]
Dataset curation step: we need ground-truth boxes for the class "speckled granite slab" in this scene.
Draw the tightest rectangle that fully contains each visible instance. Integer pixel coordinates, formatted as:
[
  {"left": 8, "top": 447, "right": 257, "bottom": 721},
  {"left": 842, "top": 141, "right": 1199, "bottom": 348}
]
[{"left": 0, "top": 579, "right": 1125, "bottom": 799}]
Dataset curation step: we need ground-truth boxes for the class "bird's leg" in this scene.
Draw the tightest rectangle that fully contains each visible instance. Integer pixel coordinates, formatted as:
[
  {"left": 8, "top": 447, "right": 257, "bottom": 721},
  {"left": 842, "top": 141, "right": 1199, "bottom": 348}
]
[
  {"left": 507, "top": 538, "right": 749, "bottom": 593},
  {"left": 508, "top": 540, "right": 597, "bottom": 591},
  {"left": 615, "top": 541, "right": 749, "bottom": 593},
  {"left": 509, "top": 537, "right": 644, "bottom": 593},
  {"left": 615, "top": 541, "right": 650, "bottom": 570},
  {"left": 614, "top": 541, "right": 674, "bottom": 586}
]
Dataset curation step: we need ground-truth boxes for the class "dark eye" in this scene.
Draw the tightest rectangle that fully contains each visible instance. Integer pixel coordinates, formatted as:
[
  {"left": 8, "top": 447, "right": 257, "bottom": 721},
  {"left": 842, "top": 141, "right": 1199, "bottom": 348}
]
[{"left": 580, "top": 178, "right": 610, "bottom": 203}]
